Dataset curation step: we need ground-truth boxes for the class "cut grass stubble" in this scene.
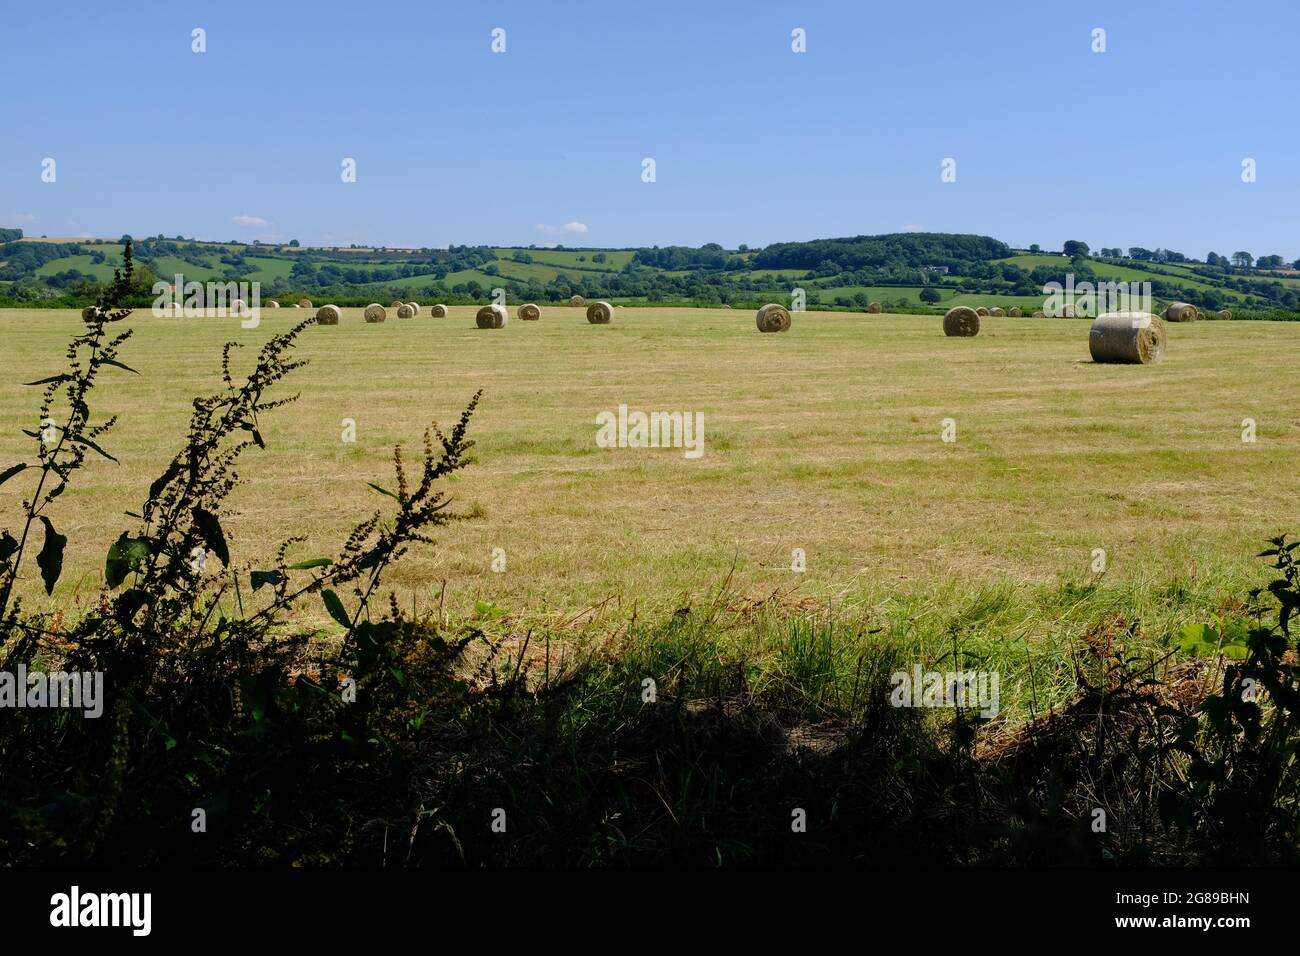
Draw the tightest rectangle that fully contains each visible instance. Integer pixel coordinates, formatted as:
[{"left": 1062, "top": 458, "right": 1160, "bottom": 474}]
[{"left": 0, "top": 306, "right": 1293, "bottom": 640}]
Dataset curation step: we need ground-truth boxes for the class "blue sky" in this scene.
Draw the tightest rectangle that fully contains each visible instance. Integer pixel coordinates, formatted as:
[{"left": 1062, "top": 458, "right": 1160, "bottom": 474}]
[{"left": 1, "top": 0, "right": 1295, "bottom": 258}]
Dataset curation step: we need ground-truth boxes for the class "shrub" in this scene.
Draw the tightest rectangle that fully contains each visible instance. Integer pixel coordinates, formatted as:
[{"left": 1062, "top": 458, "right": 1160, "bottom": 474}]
[{"left": 0, "top": 241, "right": 486, "bottom": 864}]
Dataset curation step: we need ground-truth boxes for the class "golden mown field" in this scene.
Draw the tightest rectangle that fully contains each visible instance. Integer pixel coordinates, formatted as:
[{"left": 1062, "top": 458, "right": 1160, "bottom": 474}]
[{"left": 1, "top": 306, "right": 1295, "bottom": 630}]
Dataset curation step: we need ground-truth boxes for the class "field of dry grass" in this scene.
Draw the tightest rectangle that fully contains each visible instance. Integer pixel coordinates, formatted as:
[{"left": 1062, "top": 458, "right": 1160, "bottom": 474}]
[{"left": 0, "top": 306, "right": 1295, "bottom": 630}]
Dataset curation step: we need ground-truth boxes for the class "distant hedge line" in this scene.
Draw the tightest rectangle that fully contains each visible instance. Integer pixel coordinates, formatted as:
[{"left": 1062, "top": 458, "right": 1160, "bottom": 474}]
[{"left": 1215, "top": 308, "right": 1300, "bottom": 322}]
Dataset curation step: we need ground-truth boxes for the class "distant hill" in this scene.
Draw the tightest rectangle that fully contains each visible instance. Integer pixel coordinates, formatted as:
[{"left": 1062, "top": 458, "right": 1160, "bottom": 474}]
[{"left": 2, "top": 230, "right": 1297, "bottom": 316}]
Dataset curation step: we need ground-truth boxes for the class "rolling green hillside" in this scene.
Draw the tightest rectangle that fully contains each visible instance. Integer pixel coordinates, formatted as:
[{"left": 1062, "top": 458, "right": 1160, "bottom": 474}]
[
  {"left": 2, "top": 230, "right": 1297, "bottom": 317},
  {"left": 996, "top": 255, "right": 1243, "bottom": 300}
]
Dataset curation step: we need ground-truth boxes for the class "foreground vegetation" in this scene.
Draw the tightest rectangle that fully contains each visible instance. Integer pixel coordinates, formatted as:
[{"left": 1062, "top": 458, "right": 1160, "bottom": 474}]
[
  {"left": 8, "top": 564, "right": 1300, "bottom": 865},
  {"left": 2, "top": 246, "right": 1297, "bottom": 865}
]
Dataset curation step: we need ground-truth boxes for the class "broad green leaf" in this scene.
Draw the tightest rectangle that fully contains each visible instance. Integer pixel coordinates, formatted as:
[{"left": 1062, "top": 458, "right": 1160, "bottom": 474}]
[
  {"left": 367, "top": 482, "right": 398, "bottom": 499},
  {"left": 1217, "top": 617, "right": 1249, "bottom": 646},
  {"left": 105, "top": 532, "right": 151, "bottom": 589},
  {"left": 322, "top": 589, "right": 352, "bottom": 629},
  {"left": 1177, "top": 622, "right": 1218, "bottom": 656},
  {"left": 36, "top": 517, "right": 67, "bottom": 595},
  {"left": 474, "top": 600, "right": 508, "bottom": 620},
  {"left": 287, "top": 557, "right": 332, "bottom": 570}
]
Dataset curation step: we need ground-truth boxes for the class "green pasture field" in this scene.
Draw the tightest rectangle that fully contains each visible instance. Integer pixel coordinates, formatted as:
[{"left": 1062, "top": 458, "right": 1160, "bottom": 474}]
[
  {"left": 34, "top": 254, "right": 123, "bottom": 281},
  {"left": 494, "top": 248, "right": 636, "bottom": 272},
  {"left": 996, "top": 255, "right": 1250, "bottom": 302}
]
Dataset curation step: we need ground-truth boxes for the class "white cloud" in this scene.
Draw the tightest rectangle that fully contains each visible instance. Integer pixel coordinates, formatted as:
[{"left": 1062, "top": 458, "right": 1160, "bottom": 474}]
[
  {"left": 10, "top": 213, "right": 37, "bottom": 223},
  {"left": 536, "top": 221, "right": 589, "bottom": 236},
  {"left": 232, "top": 214, "right": 269, "bottom": 227},
  {"left": 902, "top": 223, "right": 923, "bottom": 233}
]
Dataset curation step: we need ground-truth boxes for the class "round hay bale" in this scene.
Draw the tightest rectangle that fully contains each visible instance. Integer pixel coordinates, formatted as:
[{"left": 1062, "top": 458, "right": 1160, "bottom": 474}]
[
  {"left": 943, "top": 306, "right": 980, "bottom": 337},
  {"left": 976, "top": 307, "right": 990, "bottom": 317},
  {"left": 390, "top": 300, "right": 404, "bottom": 309},
  {"left": 293, "top": 303, "right": 302, "bottom": 308},
  {"left": 755, "top": 303, "right": 792, "bottom": 333},
  {"left": 476, "top": 304, "right": 508, "bottom": 329},
  {"left": 430, "top": 304, "right": 449, "bottom": 317},
  {"left": 1008, "top": 307, "right": 1022, "bottom": 317},
  {"left": 989, "top": 307, "right": 1006, "bottom": 317},
  {"left": 1032, "top": 310, "right": 1045, "bottom": 318},
  {"left": 1215, "top": 309, "right": 1232, "bottom": 321},
  {"left": 586, "top": 301, "right": 614, "bottom": 324},
  {"left": 232, "top": 299, "right": 248, "bottom": 315},
  {"left": 396, "top": 304, "right": 415, "bottom": 319},
  {"left": 364, "top": 303, "right": 387, "bottom": 322},
  {"left": 867, "top": 301, "right": 882, "bottom": 314},
  {"left": 722, "top": 304, "right": 733, "bottom": 309},
  {"left": 1089, "top": 312, "right": 1166, "bottom": 364},
  {"left": 1061, "top": 304, "right": 1077, "bottom": 318},
  {"left": 315, "top": 305, "right": 341, "bottom": 326},
  {"left": 1163, "top": 302, "right": 1199, "bottom": 322},
  {"left": 518, "top": 303, "right": 541, "bottom": 321},
  {"left": 298, "top": 299, "right": 313, "bottom": 309},
  {"left": 267, "top": 300, "right": 280, "bottom": 308},
  {"left": 80, "top": 306, "right": 102, "bottom": 320},
  {"left": 569, "top": 295, "right": 586, "bottom": 308},
  {"left": 407, "top": 302, "right": 421, "bottom": 315}
]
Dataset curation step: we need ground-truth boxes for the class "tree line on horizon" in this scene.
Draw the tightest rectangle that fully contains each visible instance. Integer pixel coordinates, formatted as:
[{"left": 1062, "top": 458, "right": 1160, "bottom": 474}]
[{"left": 2, "top": 229, "right": 1298, "bottom": 315}]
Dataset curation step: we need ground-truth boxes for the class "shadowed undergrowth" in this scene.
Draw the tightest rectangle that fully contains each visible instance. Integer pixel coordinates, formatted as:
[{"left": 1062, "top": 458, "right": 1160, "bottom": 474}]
[{"left": 7, "top": 580, "right": 1297, "bottom": 866}]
